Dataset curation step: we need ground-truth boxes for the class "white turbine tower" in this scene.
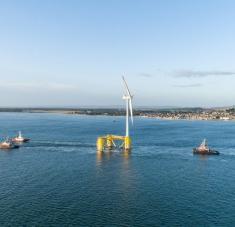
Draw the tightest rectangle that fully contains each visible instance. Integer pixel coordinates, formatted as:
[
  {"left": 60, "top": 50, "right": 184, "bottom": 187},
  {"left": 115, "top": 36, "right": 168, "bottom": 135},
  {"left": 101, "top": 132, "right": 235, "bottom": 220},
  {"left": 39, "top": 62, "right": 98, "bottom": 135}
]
[{"left": 122, "top": 76, "right": 133, "bottom": 137}]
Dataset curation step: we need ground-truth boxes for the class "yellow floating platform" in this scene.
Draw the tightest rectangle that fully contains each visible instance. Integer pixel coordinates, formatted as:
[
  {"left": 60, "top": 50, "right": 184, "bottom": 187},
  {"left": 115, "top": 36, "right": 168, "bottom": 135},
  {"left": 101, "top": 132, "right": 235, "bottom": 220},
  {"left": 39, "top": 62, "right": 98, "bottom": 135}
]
[{"left": 97, "top": 135, "right": 131, "bottom": 151}]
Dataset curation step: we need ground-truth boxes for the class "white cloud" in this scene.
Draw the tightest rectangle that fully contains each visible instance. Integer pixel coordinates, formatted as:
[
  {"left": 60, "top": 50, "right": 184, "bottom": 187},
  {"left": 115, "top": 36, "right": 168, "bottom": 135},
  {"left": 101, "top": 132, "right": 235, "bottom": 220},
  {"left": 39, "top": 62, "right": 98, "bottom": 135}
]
[
  {"left": 172, "top": 70, "right": 235, "bottom": 78},
  {"left": 173, "top": 83, "right": 202, "bottom": 88}
]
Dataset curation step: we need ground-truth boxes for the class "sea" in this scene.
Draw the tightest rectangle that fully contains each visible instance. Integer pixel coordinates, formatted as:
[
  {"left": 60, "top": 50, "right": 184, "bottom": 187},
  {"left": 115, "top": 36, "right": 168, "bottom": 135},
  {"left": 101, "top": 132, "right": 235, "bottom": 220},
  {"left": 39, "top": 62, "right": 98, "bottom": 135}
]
[{"left": 0, "top": 112, "right": 235, "bottom": 226}]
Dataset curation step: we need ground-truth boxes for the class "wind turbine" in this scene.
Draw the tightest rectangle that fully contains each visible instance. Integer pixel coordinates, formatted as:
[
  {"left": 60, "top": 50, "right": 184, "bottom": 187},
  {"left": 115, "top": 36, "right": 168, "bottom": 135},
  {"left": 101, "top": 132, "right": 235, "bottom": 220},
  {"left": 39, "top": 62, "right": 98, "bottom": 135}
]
[
  {"left": 122, "top": 76, "right": 134, "bottom": 137},
  {"left": 96, "top": 76, "right": 134, "bottom": 151}
]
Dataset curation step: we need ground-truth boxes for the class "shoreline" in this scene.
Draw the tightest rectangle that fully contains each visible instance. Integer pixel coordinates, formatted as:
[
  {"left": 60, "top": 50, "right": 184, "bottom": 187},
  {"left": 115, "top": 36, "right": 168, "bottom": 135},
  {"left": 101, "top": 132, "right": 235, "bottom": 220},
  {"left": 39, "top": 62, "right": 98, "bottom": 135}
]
[{"left": 0, "top": 108, "right": 235, "bottom": 121}]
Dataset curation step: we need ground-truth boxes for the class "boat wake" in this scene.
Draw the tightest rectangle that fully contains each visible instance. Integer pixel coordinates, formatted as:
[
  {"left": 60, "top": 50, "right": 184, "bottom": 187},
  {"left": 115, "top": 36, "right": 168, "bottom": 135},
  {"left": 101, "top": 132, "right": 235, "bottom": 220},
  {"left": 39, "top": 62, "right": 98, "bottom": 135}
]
[{"left": 24, "top": 140, "right": 95, "bottom": 149}]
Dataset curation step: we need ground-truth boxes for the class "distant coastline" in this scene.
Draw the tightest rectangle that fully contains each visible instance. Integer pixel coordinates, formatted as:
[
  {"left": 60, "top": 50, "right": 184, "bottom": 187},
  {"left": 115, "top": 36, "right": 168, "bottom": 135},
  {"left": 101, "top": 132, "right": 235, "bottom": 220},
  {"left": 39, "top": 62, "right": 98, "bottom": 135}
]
[{"left": 1, "top": 107, "right": 235, "bottom": 121}]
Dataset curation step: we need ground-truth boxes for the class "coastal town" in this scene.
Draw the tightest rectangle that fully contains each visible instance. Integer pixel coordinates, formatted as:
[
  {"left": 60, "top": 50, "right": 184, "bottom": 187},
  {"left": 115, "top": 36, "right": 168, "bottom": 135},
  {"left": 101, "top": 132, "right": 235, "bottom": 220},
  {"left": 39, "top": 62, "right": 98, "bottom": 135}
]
[
  {"left": 67, "top": 107, "right": 235, "bottom": 120},
  {"left": 137, "top": 107, "right": 235, "bottom": 120}
]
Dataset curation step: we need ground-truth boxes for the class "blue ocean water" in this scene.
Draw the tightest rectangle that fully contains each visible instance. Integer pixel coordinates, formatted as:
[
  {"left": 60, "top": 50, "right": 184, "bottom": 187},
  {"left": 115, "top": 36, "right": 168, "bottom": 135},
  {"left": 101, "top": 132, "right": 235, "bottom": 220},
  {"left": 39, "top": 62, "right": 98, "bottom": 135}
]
[{"left": 0, "top": 113, "right": 235, "bottom": 226}]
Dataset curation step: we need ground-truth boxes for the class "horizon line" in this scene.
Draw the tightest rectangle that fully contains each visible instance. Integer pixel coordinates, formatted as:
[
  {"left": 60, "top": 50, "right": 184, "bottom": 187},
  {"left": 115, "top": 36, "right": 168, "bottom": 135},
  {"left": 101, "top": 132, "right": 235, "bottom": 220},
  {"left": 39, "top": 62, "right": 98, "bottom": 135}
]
[{"left": 0, "top": 105, "right": 234, "bottom": 110}]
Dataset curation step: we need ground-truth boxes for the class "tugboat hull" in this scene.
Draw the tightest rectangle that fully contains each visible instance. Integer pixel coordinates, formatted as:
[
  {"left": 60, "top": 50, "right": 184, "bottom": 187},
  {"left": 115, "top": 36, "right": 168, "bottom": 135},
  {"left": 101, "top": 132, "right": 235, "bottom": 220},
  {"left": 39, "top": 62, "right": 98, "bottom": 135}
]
[
  {"left": 193, "top": 148, "right": 219, "bottom": 155},
  {"left": 0, "top": 144, "right": 20, "bottom": 149},
  {"left": 12, "top": 138, "right": 30, "bottom": 143}
]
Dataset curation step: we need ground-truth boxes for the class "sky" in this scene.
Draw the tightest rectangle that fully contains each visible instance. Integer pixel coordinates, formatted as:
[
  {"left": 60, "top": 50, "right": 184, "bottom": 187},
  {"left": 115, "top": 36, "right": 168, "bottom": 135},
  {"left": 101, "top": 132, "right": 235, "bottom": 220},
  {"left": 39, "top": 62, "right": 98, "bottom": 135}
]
[{"left": 0, "top": 0, "right": 235, "bottom": 107}]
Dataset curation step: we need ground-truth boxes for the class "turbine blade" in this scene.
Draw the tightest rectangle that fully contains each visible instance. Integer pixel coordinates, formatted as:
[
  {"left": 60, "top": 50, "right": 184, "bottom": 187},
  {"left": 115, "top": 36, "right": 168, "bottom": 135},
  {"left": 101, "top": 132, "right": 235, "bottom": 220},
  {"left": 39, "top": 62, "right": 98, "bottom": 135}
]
[
  {"left": 129, "top": 99, "right": 134, "bottom": 125},
  {"left": 122, "top": 76, "right": 132, "bottom": 97}
]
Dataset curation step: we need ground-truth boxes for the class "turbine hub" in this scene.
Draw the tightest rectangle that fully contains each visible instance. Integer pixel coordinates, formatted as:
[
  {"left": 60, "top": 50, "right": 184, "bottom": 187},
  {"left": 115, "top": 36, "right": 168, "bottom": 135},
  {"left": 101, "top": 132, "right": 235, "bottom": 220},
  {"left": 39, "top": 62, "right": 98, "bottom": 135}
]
[{"left": 122, "top": 95, "right": 130, "bottom": 100}]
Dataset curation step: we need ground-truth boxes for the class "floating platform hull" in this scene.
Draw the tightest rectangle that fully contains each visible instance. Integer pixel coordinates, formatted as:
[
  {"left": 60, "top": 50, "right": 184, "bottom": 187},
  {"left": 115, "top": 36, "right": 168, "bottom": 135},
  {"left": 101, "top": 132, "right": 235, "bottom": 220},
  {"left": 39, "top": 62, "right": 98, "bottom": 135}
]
[
  {"left": 97, "top": 135, "right": 131, "bottom": 151},
  {"left": 193, "top": 148, "right": 219, "bottom": 155}
]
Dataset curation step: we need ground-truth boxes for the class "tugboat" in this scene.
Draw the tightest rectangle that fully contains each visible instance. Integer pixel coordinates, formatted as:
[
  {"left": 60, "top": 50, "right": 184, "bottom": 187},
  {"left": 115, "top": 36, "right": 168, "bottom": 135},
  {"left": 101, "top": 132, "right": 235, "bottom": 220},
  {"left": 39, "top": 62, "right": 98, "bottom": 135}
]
[
  {"left": 193, "top": 139, "right": 219, "bottom": 155},
  {"left": 12, "top": 131, "right": 30, "bottom": 143},
  {"left": 0, "top": 138, "right": 19, "bottom": 149}
]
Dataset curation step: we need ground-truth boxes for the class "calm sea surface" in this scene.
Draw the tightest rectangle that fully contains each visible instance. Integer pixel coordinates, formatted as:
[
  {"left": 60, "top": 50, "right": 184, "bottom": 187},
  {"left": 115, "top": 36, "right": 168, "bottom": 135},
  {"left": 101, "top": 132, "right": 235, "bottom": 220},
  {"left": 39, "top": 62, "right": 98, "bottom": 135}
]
[{"left": 0, "top": 113, "right": 235, "bottom": 226}]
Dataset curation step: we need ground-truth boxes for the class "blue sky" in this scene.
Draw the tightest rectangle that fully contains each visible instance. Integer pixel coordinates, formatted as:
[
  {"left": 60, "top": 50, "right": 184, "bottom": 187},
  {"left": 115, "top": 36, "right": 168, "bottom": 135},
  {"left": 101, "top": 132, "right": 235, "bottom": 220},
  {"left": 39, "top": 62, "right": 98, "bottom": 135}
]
[{"left": 0, "top": 0, "right": 235, "bottom": 107}]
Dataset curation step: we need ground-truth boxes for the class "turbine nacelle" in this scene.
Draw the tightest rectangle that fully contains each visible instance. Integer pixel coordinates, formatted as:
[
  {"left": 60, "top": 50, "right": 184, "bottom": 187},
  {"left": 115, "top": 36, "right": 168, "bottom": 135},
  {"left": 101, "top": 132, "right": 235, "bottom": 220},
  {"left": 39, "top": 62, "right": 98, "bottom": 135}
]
[{"left": 122, "top": 95, "right": 133, "bottom": 100}]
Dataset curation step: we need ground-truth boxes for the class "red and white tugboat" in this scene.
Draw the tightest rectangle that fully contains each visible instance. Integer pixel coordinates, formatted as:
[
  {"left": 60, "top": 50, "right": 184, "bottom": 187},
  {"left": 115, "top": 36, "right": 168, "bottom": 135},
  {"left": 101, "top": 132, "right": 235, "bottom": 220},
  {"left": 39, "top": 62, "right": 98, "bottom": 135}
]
[
  {"left": 193, "top": 139, "right": 219, "bottom": 155},
  {"left": 12, "top": 131, "right": 30, "bottom": 143}
]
